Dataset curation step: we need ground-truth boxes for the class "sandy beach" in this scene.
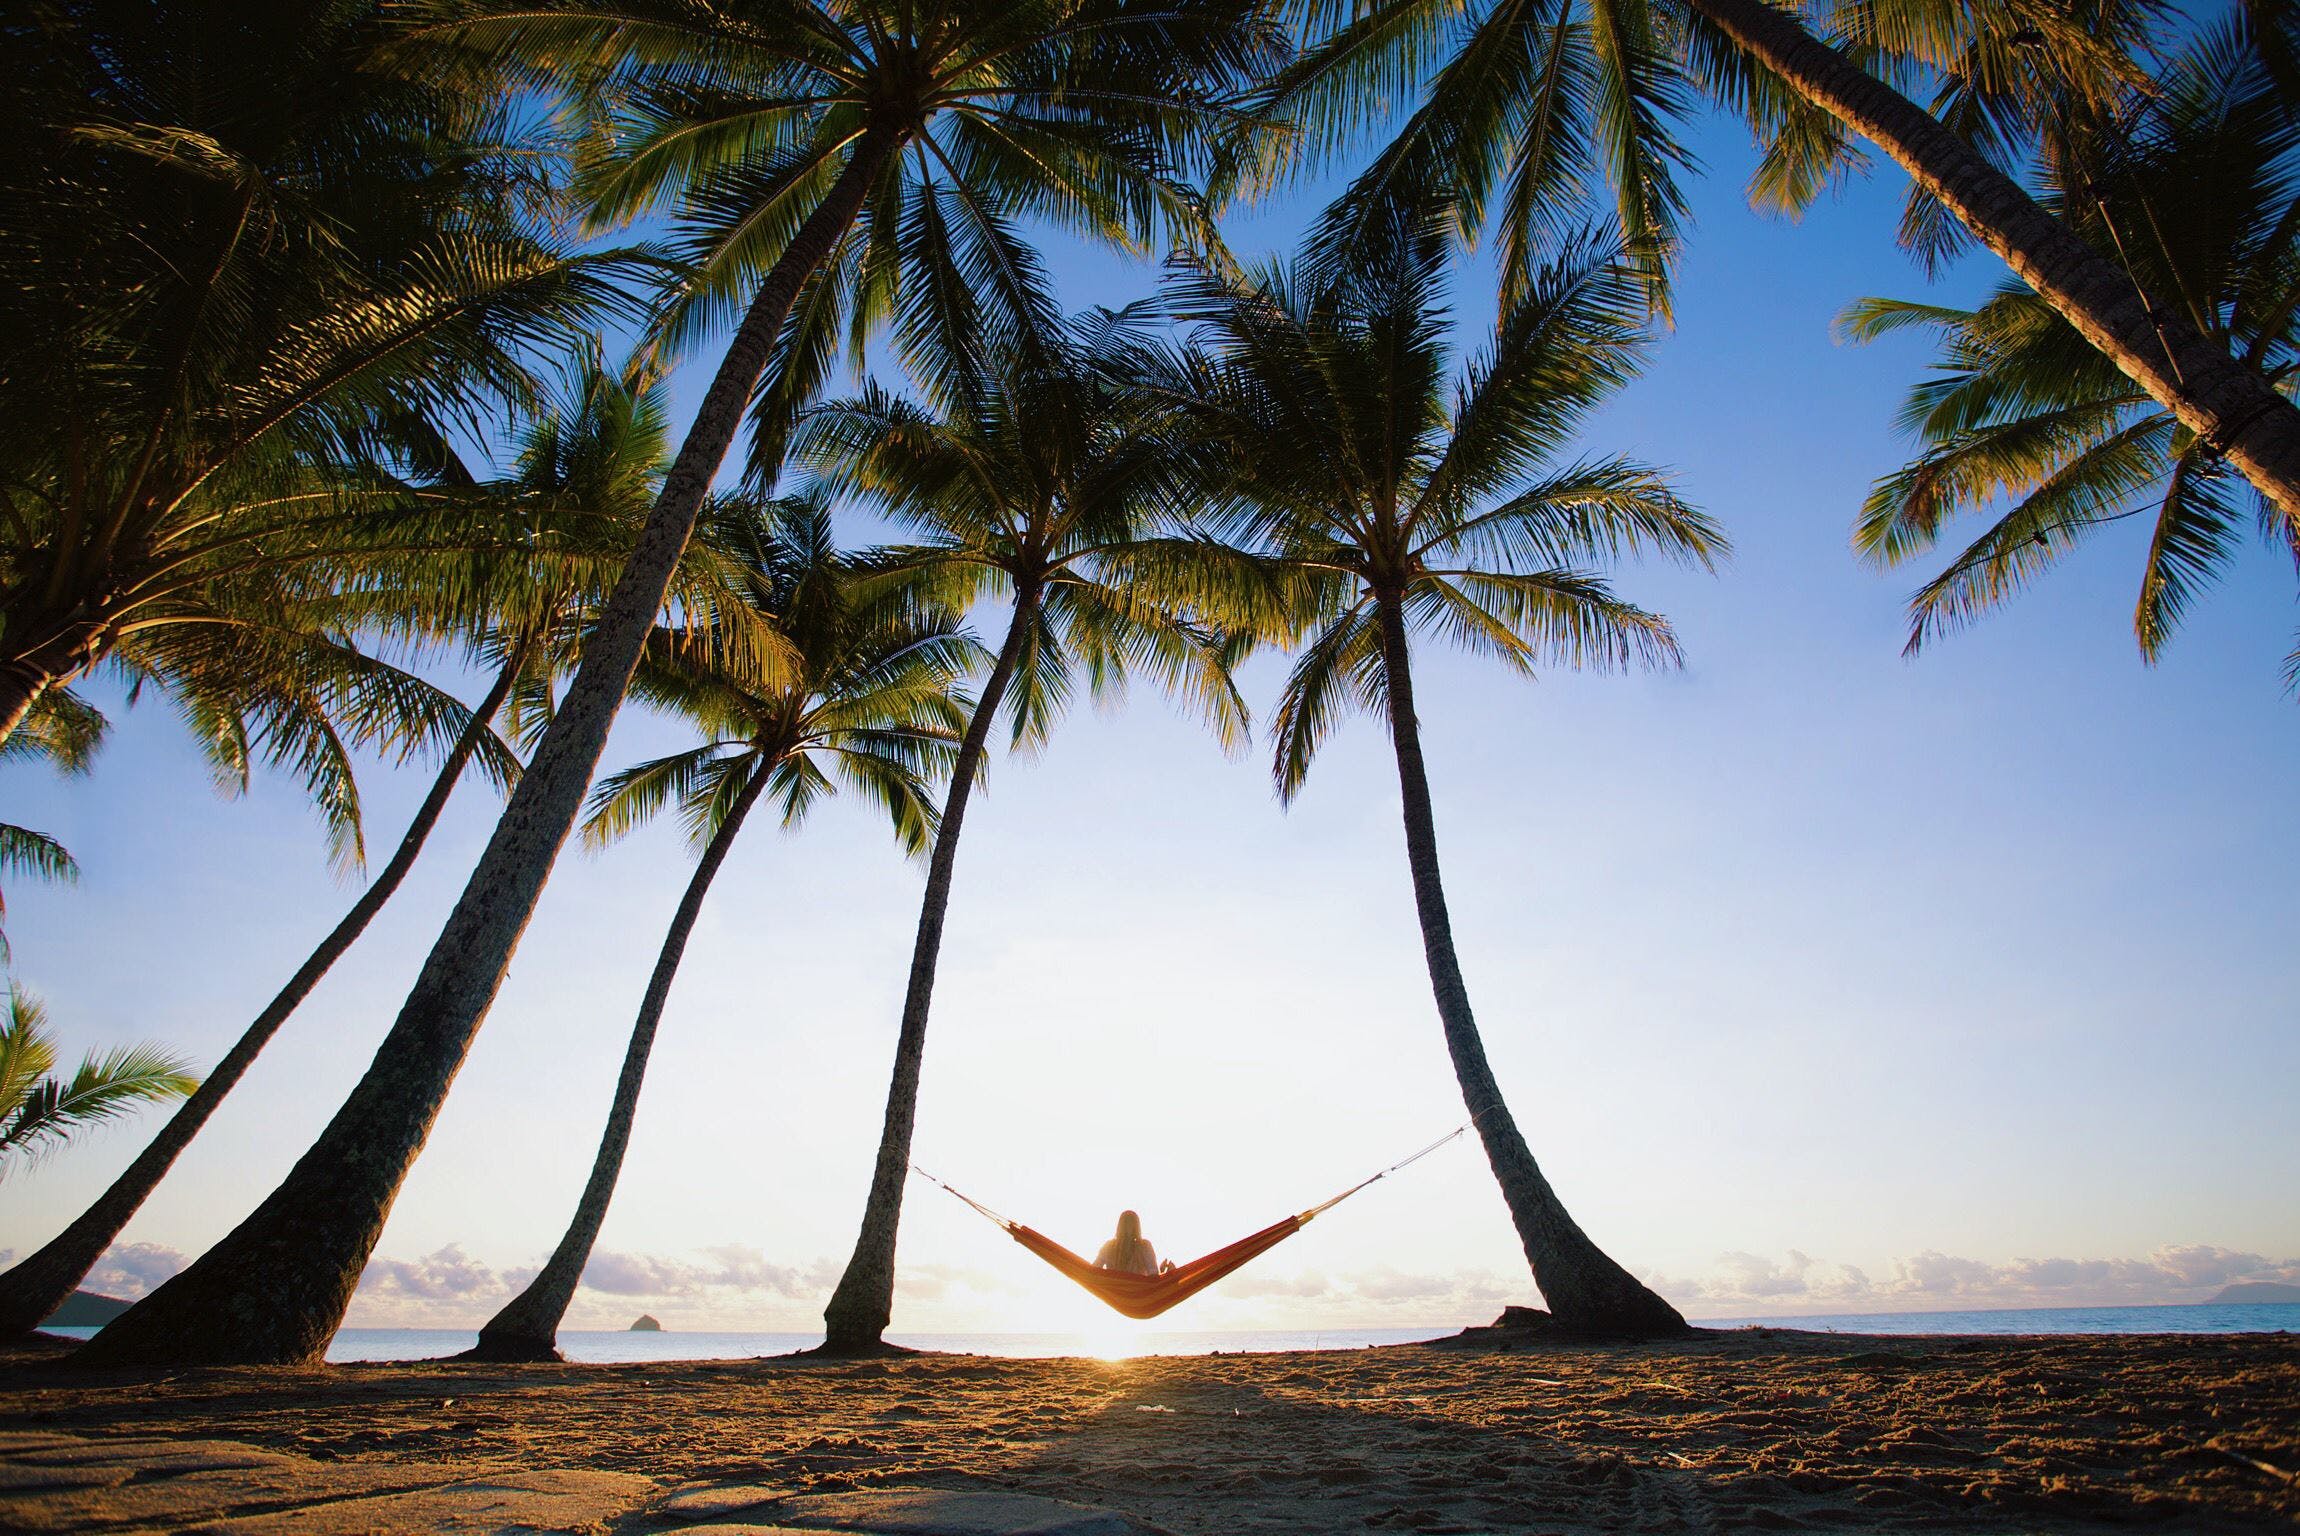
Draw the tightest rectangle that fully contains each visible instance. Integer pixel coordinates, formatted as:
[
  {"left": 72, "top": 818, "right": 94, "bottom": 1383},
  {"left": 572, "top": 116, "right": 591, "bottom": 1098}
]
[{"left": 3, "top": 1325, "right": 2295, "bottom": 1533}]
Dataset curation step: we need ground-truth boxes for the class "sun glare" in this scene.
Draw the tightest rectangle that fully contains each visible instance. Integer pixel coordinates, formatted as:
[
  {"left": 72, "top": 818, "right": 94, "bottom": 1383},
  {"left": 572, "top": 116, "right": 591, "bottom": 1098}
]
[{"left": 1078, "top": 1322, "right": 1155, "bottom": 1360}]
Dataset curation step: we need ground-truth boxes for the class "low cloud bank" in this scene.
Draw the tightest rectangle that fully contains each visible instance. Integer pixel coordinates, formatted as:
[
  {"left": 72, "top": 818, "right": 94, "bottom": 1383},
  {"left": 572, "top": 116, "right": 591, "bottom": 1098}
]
[
  {"left": 1650, "top": 1244, "right": 2300, "bottom": 1317},
  {"left": 57, "top": 1239, "right": 2300, "bottom": 1331},
  {"left": 345, "top": 1243, "right": 848, "bottom": 1329}
]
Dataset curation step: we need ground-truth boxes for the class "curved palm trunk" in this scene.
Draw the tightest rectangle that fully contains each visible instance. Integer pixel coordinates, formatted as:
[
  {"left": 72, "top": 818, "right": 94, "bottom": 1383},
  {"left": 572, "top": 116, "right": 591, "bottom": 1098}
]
[
  {"left": 0, "top": 650, "right": 523, "bottom": 1339},
  {"left": 0, "top": 619, "right": 111, "bottom": 749},
  {"left": 1687, "top": 0, "right": 2300, "bottom": 524},
  {"left": 0, "top": 665, "right": 50, "bottom": 747},
  {"left": 70, "top": 129, "right": 901, "bottom": 1370},
  {"left": 819, "top": 592, "right": 1037, "bottom": 1353},
  {"left": 463, "top": 765, "right": 771, "bottom": 1363},
  {"left": 1372, "top": 591, "right": 1685, "bottom": 1337}
]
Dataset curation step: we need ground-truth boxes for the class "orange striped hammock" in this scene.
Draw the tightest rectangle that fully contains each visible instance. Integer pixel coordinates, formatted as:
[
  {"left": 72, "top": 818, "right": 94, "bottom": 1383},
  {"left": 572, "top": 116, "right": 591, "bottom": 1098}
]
[{"left": 913, "top": 1126, "right": 1468, "bottom": 1321}]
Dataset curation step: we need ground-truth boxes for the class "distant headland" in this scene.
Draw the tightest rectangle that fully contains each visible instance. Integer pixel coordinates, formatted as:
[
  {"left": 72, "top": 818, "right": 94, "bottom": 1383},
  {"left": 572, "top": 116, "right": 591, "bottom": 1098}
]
[
  {"left": 628, "top": 1314, "right": 663, "bottom": 1332},
  {"left": 2208, "top": 1282, "right": 2300, "bottom": 1304},
  {"left": 40, "top": 1291, "right": 131, "bottom": 1328}
]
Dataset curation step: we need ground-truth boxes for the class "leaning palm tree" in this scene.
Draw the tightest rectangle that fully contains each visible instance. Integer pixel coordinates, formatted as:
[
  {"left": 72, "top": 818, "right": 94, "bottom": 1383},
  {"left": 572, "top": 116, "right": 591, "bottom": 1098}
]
[
  {"left": 0, "top": 363, "right": 706, "bottom": 1340},
  {"left": 1155, "top": 213, "right": 1725, "bottom": 1335},
  {"left": 797, "top": 305, "right": 1253, "bottom": 1354},
  {"left": 76, "top": 0, "right": 1276, "bottom": 1369},
  {"left": 1248, "top": 0, "right": 2300, "bottom": 526},
  {"left": 0, "top": 989, "right": 200, "bottom": 1180},
  {"left": 1841, "top": 23, "right": 2300, "bottom": 691},
  {"left": 467, "top": 497, "right": 978, "bottom": 1361}
]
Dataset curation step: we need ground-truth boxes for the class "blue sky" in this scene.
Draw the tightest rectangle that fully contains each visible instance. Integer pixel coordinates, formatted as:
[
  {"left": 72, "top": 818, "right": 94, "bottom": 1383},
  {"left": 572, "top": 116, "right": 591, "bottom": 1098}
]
[{"left": 4, "top": 106, "right": 2295, "bottom": 1336}]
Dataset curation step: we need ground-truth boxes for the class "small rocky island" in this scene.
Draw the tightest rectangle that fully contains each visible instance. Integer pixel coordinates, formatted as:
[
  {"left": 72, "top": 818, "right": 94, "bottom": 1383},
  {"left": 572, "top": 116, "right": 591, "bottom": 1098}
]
[{"left": 628, "top": 1314, "right": 663, "bottom": 1332}]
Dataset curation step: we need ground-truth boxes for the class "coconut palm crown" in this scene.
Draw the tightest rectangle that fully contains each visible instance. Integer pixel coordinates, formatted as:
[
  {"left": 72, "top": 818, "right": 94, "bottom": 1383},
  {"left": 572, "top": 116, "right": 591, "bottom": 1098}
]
[
  {"left": 0, "top": 0, "right": 647, "bottom": 760},
  {"left": 416, "top": 0, "right": 1286, "bottom": 476},
  {"left": 1842, "top": 24, "right": 2300, "bottom": 690},
  {"left": 594, "top": 494, "right": 978, "bottom": 863}
]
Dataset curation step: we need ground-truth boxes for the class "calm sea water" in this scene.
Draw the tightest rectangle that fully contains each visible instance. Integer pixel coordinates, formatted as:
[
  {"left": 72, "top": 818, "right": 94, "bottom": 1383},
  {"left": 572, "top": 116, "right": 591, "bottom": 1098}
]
[
  {"left": 41, "top": 1324, "right": 1451, "bottom": 1362},
  {"left": 42, "top": 1302, "right": 2297, "bottom": 1362},
  {"left": 1702, "top": 1301, "right": 2300, "bottom": 1337}
]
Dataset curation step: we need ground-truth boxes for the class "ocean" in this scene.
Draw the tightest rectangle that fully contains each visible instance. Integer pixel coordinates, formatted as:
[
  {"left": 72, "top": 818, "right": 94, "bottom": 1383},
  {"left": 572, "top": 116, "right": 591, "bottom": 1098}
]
[{"left": 39, "top": 1302, "right": 2298, "bottom": 1362}]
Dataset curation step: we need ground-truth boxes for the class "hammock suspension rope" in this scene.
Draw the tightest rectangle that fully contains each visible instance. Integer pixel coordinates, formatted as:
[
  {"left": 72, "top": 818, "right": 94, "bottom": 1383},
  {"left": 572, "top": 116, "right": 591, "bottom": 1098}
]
[{"left": 911, "top": 1121, "right": 1473, "bottom": 1320}]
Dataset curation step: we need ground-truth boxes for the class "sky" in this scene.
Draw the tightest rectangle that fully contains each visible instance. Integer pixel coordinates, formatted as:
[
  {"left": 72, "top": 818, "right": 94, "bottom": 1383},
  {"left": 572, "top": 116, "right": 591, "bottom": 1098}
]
[{"left": 4, "top": 101, "right": 2297, "bottom": 1341}]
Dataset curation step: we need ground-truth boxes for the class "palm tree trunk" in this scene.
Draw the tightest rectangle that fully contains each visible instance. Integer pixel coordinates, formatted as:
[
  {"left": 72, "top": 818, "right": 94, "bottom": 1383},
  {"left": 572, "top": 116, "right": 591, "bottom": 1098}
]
[
  {"left": 1687, "top": 0, "right": 2300, "bottom": 525},
  {"left": 0, "top": 650, "right": 524, "bottom": 1339},
  {"left": 69, "top": 129, "right": 902, "bottom": 1370},
  {"left": 1372, "top": 591, "right": 1686, "bottom": 1337},
  {"left": 819, "top": 590, "right": 1037, "bottom": 1353},
  {"left": 0, "top": 619, "right": 110, "bottom": 749},
  {"left": 0, "top": 664, "right": 49, "bottom": 747},
  {"left": 463, "top": 763, "right": 771, "bottom": 1363}
]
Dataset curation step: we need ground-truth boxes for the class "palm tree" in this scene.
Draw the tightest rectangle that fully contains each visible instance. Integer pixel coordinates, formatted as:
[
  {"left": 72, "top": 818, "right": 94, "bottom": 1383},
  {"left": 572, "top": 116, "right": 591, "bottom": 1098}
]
[
  {"left": 1249, "top": 0, "right": 2300, "bottom": 527},
  {"left": 797, "top": 305, "right": 1253, "bottom": 1353},
  {"left": 74, "top": 0, "right": 1278, "bottom": 1369},
  {"left": 468, "top": 497, "right": 978, "bottom": 1361},
  {"left": 0, "top": 989, "right": 200, "bottom": 1180},
  {"left": 0, "top": 363, "right": 706, "bottom": 1340},
  {"left": 1842, "top": 23, "right": 2300, "bottom": 690},
  {"left": 1153, "top": 214, "right": 1724, "bottom": 1335}
]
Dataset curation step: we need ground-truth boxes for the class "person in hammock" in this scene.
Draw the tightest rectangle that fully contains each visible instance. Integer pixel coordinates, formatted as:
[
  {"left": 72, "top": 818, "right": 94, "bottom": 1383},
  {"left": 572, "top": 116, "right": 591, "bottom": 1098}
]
[{"left": 1094, "top": 1210, "right": 1176, "bottom": 1276}]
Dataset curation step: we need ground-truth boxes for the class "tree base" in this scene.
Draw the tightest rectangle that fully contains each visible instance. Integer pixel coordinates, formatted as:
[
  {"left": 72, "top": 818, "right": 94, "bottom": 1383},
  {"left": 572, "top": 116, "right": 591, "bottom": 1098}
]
[
  {"left": 1430, "top": 1300, "right": 1691, "bottom": 1350},
  {"left": 452, "top": 1334, "right": 566, "bottom": 1364},
  {"left": 800, "top": 1336, "right": 921, "bottom": 1360},
  {"left": 1561, "top": 1284, "right": 1693, "bottom": 1340}
]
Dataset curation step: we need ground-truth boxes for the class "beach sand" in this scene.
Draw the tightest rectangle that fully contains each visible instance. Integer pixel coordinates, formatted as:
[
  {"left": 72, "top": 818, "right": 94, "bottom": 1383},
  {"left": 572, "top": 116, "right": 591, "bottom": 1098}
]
[{"left": 2, "top": 1326, "right": 2295, "bottom": 1532}]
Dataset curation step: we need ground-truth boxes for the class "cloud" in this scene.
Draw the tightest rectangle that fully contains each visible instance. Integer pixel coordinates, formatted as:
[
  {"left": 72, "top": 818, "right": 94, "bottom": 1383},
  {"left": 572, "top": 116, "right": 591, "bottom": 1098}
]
[
  {"left": 361, "top": 1245, "right": 507, "bottom": 1303},
  {"left": 1217, "top": 1269, "right": 1336, "bottom": 1300},
  {"left": 1654, "top": 1244, "right": 2300, "bottom": 1317},
  {"left": 580, "top": 1247, "right": 833, "bottom": 1298},
  {"left": 580, "top": 1251, "right": 702, "bottom": 1297},
  {"left": 340, "top": 1242, "right": 844, "bottom": 1328},
  {"left": 86, "top": 1243, "right": 187, "bottom": 1300},
  {"left": 893, "top": 1262, "right": 1025, "bottom": 1303}
]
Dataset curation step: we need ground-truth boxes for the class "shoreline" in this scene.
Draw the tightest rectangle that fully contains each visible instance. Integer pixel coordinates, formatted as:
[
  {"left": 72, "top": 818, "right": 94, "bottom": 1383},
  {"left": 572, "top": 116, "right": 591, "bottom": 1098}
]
[{"left": 4, "top": 1327, "right": 2294, "bottom": 1532}]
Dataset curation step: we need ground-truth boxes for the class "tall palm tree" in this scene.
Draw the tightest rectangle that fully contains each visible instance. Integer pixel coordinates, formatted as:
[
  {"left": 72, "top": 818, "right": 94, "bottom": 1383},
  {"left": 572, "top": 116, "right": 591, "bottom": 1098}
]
[
  {"left": 0, "top": 364, "right": 711, "bottom": 1340},
  {"left": 469, "top": 498, "right": 978, "bottom": 1361},
  {"left": 796, "top": 306, "right": 1253, "bottom": 1353},
  {"left": 76, "top": 0, "right": 1276, "bottom": 1368},
  {"left": 1842, "top": 23, "right": 2300, "bottom": 690},
  {"left": 0, "top": 988, "right": 199, "bottom": 1180},
  {"left": 1249, "top": 0, "right": 2300, "bottom": 527},
  {"left": 1154, "top": 214, "right": 1725, "bottom": 1335}
]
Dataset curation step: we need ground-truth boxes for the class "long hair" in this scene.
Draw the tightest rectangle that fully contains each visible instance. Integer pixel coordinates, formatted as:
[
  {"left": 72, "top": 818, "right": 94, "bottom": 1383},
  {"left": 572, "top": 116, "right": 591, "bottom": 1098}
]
[{"left": 1109, "top": 1209, "right": 1152, "bottom": 1271}]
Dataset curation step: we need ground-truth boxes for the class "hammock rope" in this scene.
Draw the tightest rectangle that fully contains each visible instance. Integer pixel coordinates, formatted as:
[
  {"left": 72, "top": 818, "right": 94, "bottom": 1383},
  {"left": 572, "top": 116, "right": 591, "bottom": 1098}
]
[{"left": 912, "top": 1121, "right": 1472, "bottom": 1320}]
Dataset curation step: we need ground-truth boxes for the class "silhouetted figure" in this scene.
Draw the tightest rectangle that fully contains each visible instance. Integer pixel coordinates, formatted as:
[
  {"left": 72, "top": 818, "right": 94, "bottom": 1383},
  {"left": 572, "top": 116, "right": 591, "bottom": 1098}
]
[{"left": 1094, "top": 1209, "right": 1176, "bottom": 1276}]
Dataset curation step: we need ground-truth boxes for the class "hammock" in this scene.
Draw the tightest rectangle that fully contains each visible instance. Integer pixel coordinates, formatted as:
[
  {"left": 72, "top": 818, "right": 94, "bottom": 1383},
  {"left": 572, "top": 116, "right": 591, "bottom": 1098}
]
[{"left": 913, "top": 1125, "right": 1469, "bottom": 1321}]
